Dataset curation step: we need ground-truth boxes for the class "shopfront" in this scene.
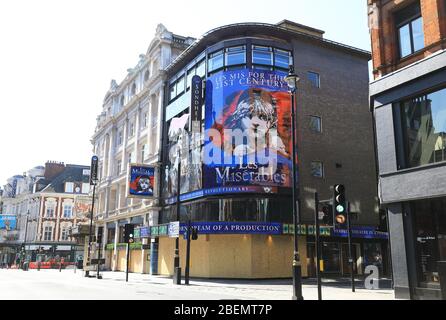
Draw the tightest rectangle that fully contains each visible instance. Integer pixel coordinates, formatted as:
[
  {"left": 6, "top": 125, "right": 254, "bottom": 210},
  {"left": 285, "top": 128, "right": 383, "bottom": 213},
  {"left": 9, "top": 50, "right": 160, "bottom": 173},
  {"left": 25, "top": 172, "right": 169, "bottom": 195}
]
[{"left": 411, "top": 197, "right": 446, "bottom": 289}]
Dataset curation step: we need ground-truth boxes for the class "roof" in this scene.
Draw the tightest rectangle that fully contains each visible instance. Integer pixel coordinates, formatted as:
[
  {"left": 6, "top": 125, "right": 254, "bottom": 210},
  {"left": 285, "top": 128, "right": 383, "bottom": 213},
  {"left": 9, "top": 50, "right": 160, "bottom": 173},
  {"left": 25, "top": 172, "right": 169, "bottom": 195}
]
[
  {"left": 41, "top": 164, "right": 90, "bottom": 193},
  {"left": 165, "top": 22, "right": 371, "bottom": 76}
]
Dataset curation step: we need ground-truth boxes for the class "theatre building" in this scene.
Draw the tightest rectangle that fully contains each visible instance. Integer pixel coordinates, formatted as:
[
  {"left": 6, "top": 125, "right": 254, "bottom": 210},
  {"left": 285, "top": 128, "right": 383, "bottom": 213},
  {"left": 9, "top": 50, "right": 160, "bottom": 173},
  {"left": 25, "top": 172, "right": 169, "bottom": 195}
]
[
  {"left": 156, "top": 20, "right": 385, "bottom": 279},
  {"left": 368, "top": 0, "right": 446, "bottom": 299}
]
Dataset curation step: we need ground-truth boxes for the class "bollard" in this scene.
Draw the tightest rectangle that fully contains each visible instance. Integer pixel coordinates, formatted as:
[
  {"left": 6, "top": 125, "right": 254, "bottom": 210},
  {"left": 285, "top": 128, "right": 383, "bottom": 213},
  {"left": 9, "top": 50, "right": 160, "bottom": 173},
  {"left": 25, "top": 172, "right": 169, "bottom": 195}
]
[{"left": 37, "top": 261, "right": 41, "bottom": 271}]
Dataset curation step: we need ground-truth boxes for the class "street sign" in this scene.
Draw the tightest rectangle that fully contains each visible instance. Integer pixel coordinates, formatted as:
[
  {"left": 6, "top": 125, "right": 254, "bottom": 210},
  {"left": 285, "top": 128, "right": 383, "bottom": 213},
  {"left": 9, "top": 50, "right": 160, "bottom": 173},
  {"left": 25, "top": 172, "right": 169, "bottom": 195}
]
[{"left": 168, "top": 221, "right": 180, "bottom": 238}]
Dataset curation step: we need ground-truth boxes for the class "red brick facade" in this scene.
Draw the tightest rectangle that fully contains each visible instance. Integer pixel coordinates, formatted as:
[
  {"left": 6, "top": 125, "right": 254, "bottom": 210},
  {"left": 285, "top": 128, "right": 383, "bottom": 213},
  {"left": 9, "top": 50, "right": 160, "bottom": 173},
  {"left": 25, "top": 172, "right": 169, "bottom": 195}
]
[{"left": 368, "top": 0, "right": 446, "bottom": 78}]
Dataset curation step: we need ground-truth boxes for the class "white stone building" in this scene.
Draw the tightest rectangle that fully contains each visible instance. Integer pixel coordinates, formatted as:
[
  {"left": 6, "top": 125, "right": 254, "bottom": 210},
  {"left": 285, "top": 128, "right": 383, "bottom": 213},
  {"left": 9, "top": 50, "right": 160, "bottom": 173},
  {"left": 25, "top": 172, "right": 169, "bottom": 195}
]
[{"left": 91, "top": 24, "right": 194, "bottom": 273}]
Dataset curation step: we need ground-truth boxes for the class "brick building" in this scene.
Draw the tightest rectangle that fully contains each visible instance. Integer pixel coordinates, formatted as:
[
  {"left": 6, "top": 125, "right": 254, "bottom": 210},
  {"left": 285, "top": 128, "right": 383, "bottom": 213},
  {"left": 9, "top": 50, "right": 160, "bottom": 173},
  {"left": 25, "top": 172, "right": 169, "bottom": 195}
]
[
  {"left": 157, "top": 20, "right": 384, "bottom": 279},
  {"left": 369, "top": 0, "right": 446, "bottom": 299}
]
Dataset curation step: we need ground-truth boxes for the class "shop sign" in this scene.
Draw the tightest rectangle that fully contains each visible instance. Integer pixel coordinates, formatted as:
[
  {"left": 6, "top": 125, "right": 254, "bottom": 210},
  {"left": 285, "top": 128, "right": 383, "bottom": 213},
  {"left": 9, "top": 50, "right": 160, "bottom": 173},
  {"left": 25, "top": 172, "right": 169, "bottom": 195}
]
[
  {"left": 140, "top": 227, "right": 150, "bottom": 238},
  {"left": 332, "top": 226, "right": 388, "bottom": 239},
  {"left": 168, "top": 221, "right": 180, "bottom": 238},
  {"left": 133, "top": 228, "right": 141, "bottom": 239},
  {"left": 179, "top": 222, "right": 282, "bottom": 235},
  {"left": 158, "top": 225, "right": 168, "bottom": 236},
  {"left": 150, "top": 226, "right": 159, "bottom": 237}
]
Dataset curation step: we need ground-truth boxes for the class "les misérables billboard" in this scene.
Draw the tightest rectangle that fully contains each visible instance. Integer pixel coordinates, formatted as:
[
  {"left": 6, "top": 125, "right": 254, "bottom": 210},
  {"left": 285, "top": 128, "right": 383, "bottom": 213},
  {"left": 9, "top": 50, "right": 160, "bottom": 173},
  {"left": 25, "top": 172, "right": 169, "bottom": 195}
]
[
  {"left": 127, "top": 164, "right": 156, "bottom": 198},
  {"left": 203, "top": 68, "right": 293, "bottom": 196}
]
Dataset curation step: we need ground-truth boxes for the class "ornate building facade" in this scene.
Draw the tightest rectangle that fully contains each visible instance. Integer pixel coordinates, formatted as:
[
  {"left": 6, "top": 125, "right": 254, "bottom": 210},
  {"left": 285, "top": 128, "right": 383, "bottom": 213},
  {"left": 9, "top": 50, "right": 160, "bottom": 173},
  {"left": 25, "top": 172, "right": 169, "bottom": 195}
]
[{"left": 91, "top": 24, "right": 194, "bottom": 273}]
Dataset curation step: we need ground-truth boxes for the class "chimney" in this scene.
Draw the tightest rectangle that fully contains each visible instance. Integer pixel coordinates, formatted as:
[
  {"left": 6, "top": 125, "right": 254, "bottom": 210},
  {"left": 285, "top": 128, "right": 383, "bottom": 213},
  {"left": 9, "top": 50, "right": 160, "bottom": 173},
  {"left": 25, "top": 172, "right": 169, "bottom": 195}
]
[{"left": 44, "top": 161, "right": 65, "bottom": 181}]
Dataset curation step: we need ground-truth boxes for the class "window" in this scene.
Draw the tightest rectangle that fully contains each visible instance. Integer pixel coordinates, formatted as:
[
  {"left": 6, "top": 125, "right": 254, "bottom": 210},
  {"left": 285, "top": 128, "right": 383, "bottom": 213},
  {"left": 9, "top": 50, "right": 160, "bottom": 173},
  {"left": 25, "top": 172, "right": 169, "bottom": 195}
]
[
  {"left": 117, "top": 160, "right": 122, "bottom": 174},
  {"left": 169, "top": 75, "right": 186, "bottom": 101},
  {"left": 309, "top": 116, "right": 322, "bottom": 132},
  {"left": 63, "top": 205, "right": 72, "bottom": 218},
  {"left": 44, "top": 226, "right": 53, "bottom": 241},
  {"left": 144, "top": 70, "right": 150, "bottom": 82},
  {"left": 196, "top": 59, "right": 206, "bottom": 78},
  {"left": 118, "top": 130, "right": 123, "bottom": 146},
  {"left": 225, "top": 46, "right": 246, "bottom": 67},
  {"left": 208, "top": 50, "right": 224, "bottom": 73},
  {"left": 129, "top": 122, "right": 134, "bottom": 137},
  {"left": 395, "top": 1, "right": 424, "bottom": 58},
  {"left": 128, "top": 152, "right": 133, "bottom": 164},
  {"left": 46, "top": 207, "right": 54, "bottom": 218},
  {"left": 142, "top": 112, "right": 148, "bottom": 129},
  {"left": 399, "top": 87, "right": 446, "bottom": 168},
  {"left": 308, "top": 72, "right": 320, "bottom": 88},
  {"left": 169, "top": 84, "right": 176, "bottom": 101},
  {"left": 82, "top": 183, "right": 90, "bottom": 194},
  {"left": 120, "top": 95, "right": 125, "bottom": 107},
  {"left": 61, "top": 228, "right": 69, "bottom": 241},
  {"left": 311, "top": 161, "right": 324, "bottom": 178},
  {"left": 252, "top": 46, "right": 273, "bottom": 66},
  {"left": 65, "top": 182, "right": 74, "bottom": 193},
  {"left": 131, "top": 83, "right": 136, "bottom": 96},
  {"left": 141, "top": 144, "right": 148, "bottom": 161},
  {"left": 176, "top": 76, "right": 185, "bottom": 96},
  {"left": 274, "top": 48, "right": 291, "bottom": 69},
  {"left": 412, "top": 198, "right": 446, "bottom": 287},
  {"left": 186, "top": 68, "right": 195, "bottom": 90}
]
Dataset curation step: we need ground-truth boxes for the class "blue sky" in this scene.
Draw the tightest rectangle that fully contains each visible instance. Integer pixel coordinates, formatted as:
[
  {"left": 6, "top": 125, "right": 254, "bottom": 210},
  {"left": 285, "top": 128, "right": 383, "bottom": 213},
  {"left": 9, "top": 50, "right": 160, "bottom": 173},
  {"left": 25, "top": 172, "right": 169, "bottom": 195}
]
[{"left": 0, "top": 0, "right": 370, "bottom": 186}]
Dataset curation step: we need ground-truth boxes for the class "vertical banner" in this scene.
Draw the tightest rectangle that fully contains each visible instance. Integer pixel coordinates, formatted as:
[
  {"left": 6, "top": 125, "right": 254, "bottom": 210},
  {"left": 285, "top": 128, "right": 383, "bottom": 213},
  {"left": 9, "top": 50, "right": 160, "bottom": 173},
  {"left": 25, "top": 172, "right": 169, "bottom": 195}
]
[
  {"left": 90, "top": 155, "right": 98, "bottom": 185},
  {"left": 127, "top": 164, "right": 156, "bottom": 198},
  {"left": 190, "top": 75, "right": 203, "bottom": 134}
]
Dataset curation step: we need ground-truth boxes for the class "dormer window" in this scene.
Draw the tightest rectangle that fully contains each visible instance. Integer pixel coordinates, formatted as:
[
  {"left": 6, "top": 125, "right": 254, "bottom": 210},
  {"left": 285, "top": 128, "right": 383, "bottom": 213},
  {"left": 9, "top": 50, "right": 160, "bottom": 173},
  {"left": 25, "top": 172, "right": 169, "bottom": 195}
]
[
  {"left": 395, "top": 1, "right": 424, "bottom": 58},
  {"left": 65, "top": 182, "right": 74, "bottom": 193}
]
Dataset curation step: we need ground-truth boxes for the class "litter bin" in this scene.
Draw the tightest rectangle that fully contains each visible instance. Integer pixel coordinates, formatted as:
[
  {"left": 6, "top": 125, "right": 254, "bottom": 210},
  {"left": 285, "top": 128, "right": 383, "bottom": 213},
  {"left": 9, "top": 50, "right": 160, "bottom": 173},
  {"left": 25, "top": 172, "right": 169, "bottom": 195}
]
[{"left": 438, "top": 261, "right": 446, "bottom": 300}]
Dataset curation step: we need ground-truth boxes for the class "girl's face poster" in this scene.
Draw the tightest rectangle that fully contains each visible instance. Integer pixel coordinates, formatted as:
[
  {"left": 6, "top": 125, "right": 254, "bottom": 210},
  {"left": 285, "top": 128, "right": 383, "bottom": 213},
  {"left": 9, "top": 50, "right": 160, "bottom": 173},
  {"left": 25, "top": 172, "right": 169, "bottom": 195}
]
[
  {"left": 203, "top": 68, "right": 293, "bottom": 193},
  {"left": 128, "top": 165, "right": 155, "bottom": 197}
]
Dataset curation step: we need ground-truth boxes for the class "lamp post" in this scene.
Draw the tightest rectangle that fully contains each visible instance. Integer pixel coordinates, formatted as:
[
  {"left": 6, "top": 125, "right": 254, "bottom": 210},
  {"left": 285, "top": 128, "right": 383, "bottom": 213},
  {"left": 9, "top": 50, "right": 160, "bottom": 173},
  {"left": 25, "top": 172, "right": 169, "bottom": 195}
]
[
  {"left": 285, "top": 66, "right": 304, "bottom": 301},
  {"left": 173, "top": 141, "right": 182, "bottom": 284}
]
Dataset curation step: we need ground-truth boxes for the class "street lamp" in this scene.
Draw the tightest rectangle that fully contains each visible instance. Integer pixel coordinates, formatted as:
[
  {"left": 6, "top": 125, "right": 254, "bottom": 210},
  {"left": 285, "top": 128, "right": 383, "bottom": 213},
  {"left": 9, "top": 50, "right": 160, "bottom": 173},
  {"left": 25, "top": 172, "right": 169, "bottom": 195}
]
[{"left": 284, "top": 66, "right": 304, "bottom": 300}]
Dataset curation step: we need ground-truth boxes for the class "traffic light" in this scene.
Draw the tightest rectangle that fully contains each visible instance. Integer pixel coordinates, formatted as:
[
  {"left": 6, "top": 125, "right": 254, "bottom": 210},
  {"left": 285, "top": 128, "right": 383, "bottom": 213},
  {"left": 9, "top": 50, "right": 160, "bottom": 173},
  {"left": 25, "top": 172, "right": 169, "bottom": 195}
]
[
  {"left": 97, "top": 232, "right": 103, "bottom": 244},
  {"left": 321, "top": 204, "right": 333, "bottom": 226},
  {"left": 191, "top": 227, "right": 198, "bottom": 240},
  {"left": 124, "top": 224, "right": 135, "bottom": 243},
  {"left": 333, "top": 184, "right": 347, "bottom": 229}
]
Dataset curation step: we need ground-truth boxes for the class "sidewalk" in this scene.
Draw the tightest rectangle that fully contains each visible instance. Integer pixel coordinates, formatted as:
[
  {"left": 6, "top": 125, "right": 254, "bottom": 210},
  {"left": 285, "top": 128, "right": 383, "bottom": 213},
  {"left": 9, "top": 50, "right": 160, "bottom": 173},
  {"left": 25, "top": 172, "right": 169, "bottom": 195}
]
[{"left": 94, "top": 270, "right": 397, "bottom": 300}]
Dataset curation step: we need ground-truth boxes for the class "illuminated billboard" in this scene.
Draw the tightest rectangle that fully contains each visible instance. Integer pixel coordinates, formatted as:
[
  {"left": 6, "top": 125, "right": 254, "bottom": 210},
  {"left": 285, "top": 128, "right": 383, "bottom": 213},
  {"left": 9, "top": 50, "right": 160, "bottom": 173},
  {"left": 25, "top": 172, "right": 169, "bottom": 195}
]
[{"left": 203, "top": 68, "right": 292, "bottom": 194}]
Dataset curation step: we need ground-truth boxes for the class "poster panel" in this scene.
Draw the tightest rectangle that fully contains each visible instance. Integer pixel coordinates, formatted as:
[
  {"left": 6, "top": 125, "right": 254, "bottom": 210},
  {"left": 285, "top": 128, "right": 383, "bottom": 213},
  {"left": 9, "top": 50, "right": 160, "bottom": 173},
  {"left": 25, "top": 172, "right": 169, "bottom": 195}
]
[
  {"left": 203, "top": 68, "right": 292, "bottom": 194},
  {"left": 127, "top": 164, "right": 156, "bottom": 198}
]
